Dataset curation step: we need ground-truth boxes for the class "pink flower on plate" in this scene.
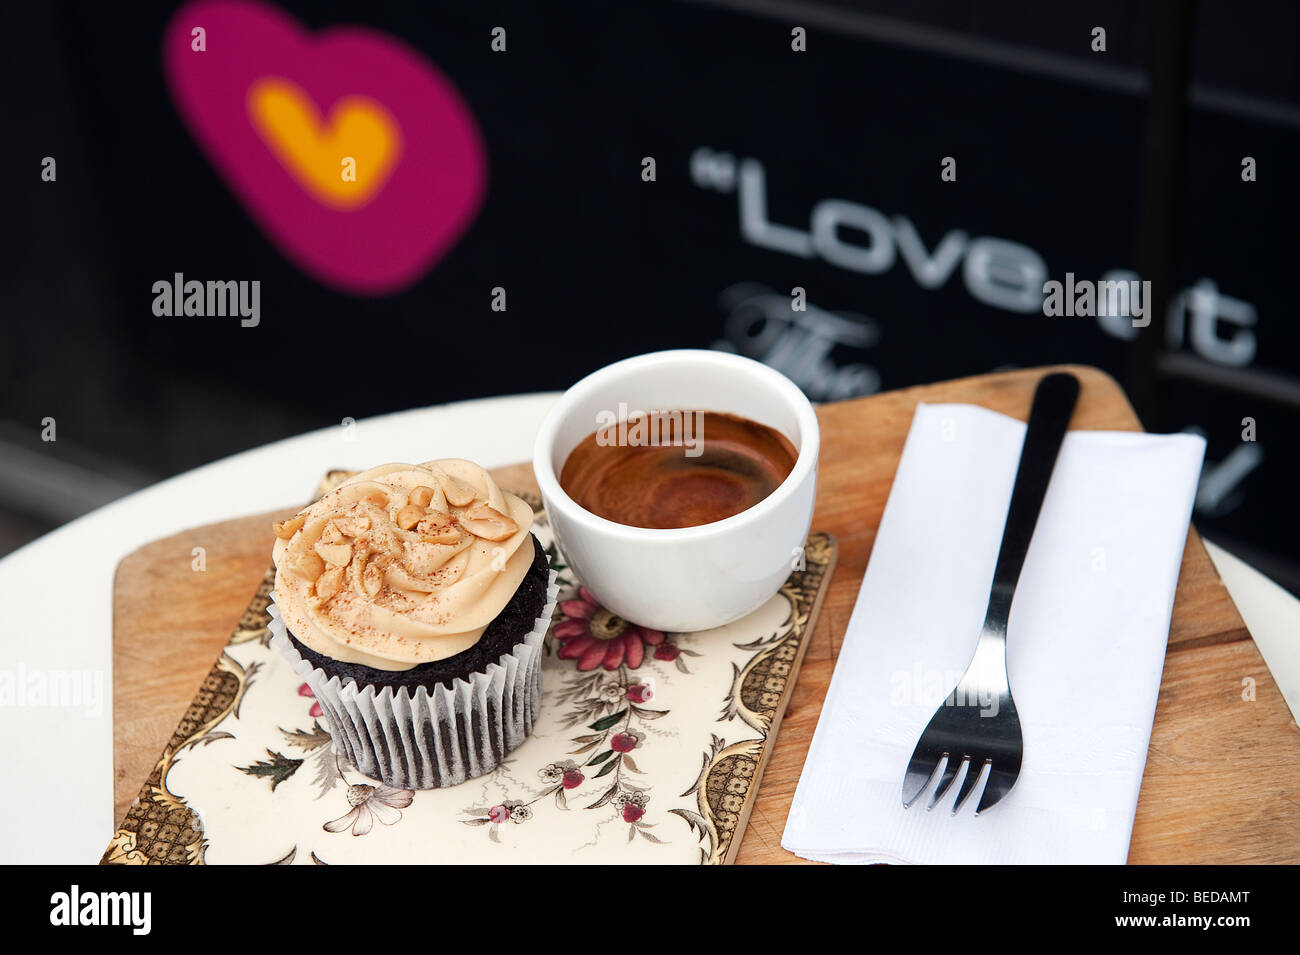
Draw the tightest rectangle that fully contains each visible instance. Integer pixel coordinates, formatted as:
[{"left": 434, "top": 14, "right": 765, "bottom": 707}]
[
  {"left": 553, "top": 588, "right": 665, "bottom": 670},
  {"left": 610, "top": 730, "right": 645, "bottom": 753},
  {"left": 540, "top": 760, "right": 585, "bottom": 789},
  {"left": 626, "top": 682, "right": 654, "bottom": 703},
  {"left": 615, "top": 789, "right": 649, "bottom": 823},
  {"left": 488, "top": 805, "right": 510, "bottom": 825},
  {"left": 298, "top": 682, "right": 323, "bottom": 718}
]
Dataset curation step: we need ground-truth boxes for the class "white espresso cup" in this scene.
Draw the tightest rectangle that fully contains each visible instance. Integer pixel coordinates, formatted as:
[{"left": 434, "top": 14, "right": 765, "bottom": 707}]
[{"left": 533, "top": 349, "right": 820, "bottom": 632}]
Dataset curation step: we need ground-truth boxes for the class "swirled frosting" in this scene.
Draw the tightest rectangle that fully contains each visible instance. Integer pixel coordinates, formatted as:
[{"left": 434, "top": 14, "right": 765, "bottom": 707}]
[{"left": 271, "top": 459, "right": 536, "bottom": 671}]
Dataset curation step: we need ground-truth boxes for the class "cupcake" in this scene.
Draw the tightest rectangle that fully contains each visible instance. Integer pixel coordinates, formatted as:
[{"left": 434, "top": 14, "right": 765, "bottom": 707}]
[{"left": 267, "top": 459, "right": 558, "bottom": 789}]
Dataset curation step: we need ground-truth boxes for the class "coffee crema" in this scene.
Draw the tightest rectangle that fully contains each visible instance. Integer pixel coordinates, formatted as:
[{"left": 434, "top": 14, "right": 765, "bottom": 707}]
[{"left": 559, "top": 410, "right": 799, "bottom": 529}]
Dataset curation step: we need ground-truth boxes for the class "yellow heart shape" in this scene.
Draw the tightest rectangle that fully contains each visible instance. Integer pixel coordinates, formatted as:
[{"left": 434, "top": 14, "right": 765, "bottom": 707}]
[{"left": 247, "top": 76, "right": 402, "bottom": 209}]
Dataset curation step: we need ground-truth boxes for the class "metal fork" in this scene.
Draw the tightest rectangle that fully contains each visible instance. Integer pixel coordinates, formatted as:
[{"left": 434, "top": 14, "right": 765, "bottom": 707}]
[{"left": 901, "top": 372, "right": 1080, "bottom": 815}]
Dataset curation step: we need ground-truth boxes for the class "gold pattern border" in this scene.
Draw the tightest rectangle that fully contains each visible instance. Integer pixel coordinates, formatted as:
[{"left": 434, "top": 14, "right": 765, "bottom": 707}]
[
  {"left": 103, "top": 650, "right": 254, "bottom": 865},
  {"left": 677, "top": 532, "right": 837, "bottom": 864}
]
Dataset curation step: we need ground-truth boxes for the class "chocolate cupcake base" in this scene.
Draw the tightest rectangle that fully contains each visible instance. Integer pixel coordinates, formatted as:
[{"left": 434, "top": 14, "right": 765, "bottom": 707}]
[{"left": 268, "top": 541, "right": 558, "bottom": 790}]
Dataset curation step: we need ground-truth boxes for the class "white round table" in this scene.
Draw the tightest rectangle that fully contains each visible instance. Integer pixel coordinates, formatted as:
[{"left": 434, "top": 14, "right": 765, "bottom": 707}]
[{"left": 1, "top": 391, "right": 1296, "bottom": 864}]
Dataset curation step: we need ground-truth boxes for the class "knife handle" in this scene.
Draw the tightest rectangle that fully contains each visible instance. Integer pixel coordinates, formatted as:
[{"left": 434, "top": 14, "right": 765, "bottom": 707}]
[{"left": 983, "top": 372, "right": 1081, "bottom": 637}]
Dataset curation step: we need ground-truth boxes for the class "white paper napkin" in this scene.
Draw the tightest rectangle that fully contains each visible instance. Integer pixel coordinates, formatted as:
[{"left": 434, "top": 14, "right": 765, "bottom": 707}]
[{"left": 782, "top": 402, "right": 1206, "bottom": 864}]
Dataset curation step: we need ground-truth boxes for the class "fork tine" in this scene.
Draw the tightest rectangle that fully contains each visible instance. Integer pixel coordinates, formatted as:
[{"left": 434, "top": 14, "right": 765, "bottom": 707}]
[
  {"left": 927, "top": 755, "right": 964, "bottom": 810},
  {"left": 901, "top": 753, "right": 943, "bottom": 808},
  {"left": 951, "top": 758, "right": 990, "bottom": 814},
  {"left": 974, "top": 769, "right": 1017, "bottom": 815}
]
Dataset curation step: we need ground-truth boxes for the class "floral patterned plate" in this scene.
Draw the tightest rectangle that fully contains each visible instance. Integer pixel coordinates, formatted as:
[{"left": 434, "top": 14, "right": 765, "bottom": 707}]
[{"left": 103, "top": 476, "right": 836, "bottom": 865}]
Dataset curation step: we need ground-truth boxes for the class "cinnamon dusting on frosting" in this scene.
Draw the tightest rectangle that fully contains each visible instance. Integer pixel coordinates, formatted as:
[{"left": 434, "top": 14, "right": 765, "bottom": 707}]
[{"left": 271, "top": 459, "right": 535, "bottom": 671}]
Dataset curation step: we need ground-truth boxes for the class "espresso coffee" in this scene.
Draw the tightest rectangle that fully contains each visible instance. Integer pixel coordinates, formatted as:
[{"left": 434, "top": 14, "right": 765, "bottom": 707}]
[{"left": 559, "top": 410, "right": 799, "bottom": 529}]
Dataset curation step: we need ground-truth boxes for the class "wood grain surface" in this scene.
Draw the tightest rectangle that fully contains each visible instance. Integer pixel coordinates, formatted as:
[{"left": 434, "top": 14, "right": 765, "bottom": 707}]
[{"left": 112, "top": 365, "right": 1300, "bottom": 863}]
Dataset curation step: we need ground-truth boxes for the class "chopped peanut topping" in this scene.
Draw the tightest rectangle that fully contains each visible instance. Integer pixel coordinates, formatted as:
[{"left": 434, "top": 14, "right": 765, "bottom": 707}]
[
  {"left": 395, "top": 504, "right": 425, "bottom": 530},
  {"left": 314, "top": 540, "right": 352, "bottom": 567},
  {"left": 436, "top": 470, "right": 477, "bottom": 507},
  {"left": 273, "top": 514, "right": 306, "bottom": 540},
  {"left": 288, "top": 551, "right": 324, "bottom": 581},
  {"left": 458, "top": 504, "right": 519, "bottom": 541},
  {"left": 315, "top": 566, "right": 344, "bottom": 602},
  {"left": 333, "top": 512, "right": 371, "bottom": 537}
]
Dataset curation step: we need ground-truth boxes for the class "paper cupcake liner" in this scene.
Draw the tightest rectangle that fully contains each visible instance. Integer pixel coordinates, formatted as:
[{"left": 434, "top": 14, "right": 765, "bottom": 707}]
[{"left": 267, "top": 571, "right": 558, "bottom": 790}]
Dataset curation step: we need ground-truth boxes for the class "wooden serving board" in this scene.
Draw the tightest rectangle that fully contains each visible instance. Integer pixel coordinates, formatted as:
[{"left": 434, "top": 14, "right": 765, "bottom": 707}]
[{"left": 112, "top": 365, "right": 1300, "bottom": 863}]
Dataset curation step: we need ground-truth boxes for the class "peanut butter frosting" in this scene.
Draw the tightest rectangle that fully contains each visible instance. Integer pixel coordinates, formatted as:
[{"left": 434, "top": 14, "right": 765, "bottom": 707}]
[{"left": 271, "top": 459, "right": 536, "bottom": 671}]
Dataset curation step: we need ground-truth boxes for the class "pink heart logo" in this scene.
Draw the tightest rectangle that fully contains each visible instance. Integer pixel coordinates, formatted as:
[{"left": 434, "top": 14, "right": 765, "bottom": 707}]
[{"left": 163, "top": 0, "right": 487, "bottom": 295}]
